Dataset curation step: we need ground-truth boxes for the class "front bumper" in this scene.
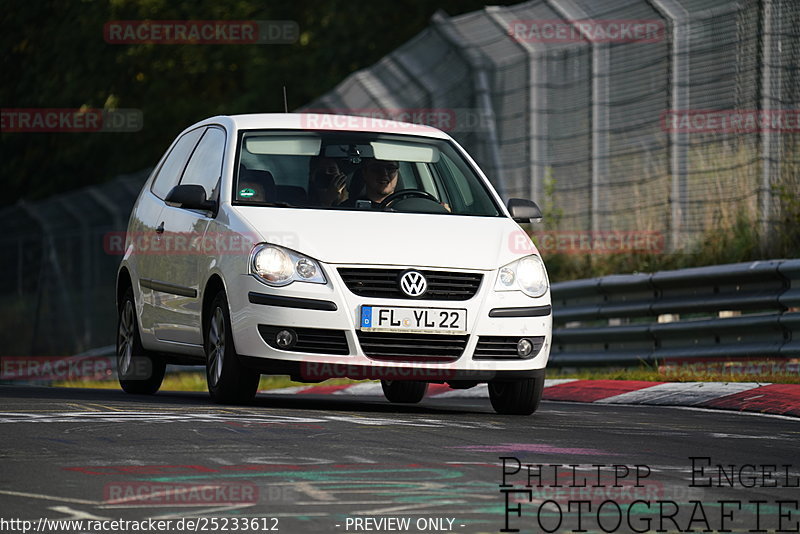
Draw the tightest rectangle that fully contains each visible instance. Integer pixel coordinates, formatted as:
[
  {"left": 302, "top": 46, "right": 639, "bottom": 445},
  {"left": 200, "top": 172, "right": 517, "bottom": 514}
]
[{"left": 228, "top": 264, "right": 552, "bottom": 378}]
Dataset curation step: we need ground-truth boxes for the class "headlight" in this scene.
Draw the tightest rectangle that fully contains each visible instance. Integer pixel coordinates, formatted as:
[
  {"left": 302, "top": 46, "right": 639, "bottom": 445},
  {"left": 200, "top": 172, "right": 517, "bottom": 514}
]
[
  {"left": 494, "top": 255, "right": 549, "bottom": 297},
  {"left": 250, "top": 244, "right": 326, "bottom": 286}
]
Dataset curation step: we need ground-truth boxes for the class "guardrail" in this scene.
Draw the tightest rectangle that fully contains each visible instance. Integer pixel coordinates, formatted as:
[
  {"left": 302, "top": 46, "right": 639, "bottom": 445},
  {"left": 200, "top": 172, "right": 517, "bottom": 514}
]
[{"left": 549, "top": 259, "right": 800, "bottom": 366}]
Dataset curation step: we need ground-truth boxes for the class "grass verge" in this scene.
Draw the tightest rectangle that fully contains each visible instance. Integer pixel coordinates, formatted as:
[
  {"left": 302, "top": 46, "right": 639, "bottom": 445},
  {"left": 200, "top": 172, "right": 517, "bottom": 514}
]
[
  {"left": 549, "top": 367, "right": 799, "bottom": 384},
  {"left": 52, "top": 366, "right": 798, "bottom": 392},
  {"left": 52, "top": 373, "right": 364, "bottom": 392}
]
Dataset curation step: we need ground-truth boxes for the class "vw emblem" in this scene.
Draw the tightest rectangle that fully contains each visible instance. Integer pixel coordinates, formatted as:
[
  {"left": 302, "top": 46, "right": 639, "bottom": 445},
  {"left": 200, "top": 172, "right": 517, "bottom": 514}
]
[{"left": 399, "top": 270, "right": 427, "bottom": 297}]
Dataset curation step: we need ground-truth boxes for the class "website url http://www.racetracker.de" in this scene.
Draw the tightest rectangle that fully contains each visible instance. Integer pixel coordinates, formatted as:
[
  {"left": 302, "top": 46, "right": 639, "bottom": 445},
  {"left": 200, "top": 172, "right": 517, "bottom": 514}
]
[{"left": 0, "top": 517, "right": 280, "bottom": 533}]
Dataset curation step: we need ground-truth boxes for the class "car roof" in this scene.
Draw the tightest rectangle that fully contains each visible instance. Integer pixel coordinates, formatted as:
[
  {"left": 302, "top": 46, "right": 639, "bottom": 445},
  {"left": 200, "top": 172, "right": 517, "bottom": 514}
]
[{"left": 190, "top": 113, "right": 452, "bottom": 140}]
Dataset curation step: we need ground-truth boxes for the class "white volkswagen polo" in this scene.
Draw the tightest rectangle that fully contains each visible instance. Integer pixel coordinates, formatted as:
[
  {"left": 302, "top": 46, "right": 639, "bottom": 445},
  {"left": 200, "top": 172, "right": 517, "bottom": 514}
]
[{"left": 116, "top": 114, "right": 552, "bottom": 414}]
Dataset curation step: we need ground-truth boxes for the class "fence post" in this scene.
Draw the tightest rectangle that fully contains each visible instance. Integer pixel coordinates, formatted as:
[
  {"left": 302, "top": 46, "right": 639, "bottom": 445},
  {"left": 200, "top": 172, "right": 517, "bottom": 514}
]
[
  {"left": 432, "top": 12, "right": 507, "bottom": 199},
  {"left": 669, "top": 22, "right": 689, "bottom": 253},
  {"left": 591, "top": 44, "right": 610, "bottom": 236},
  {"left": 20, "top": 201, "right": 83, "bottom": 354},
  {"left": 59, "top": 199, "right": 92, "bottom": 352},
  {"left": 760, "top": 0, "right": 781, "bottom": 252},
  {"left": 485, "top": 7, "right": 546, "bottom": 203},
  {"left": 649, "top": 0, "right": 688, "bottom": 253},
  {"left": 546, "top": 0, "right": 610, "bottom": 236}
]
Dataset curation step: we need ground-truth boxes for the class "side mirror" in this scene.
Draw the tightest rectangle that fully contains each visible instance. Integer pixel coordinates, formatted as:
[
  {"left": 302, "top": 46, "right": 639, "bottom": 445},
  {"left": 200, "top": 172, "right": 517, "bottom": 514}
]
[
  {"left": 165, "top": 184, "right": 217, "bottom": 212},
  {"left": 507, "top": 198, "right": 543, "bottom": 223}
]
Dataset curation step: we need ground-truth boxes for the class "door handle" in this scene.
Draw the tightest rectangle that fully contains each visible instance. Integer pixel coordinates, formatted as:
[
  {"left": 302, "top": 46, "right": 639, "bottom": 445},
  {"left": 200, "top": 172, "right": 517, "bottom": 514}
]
[{"left": 156, "top": 222, "right": 165, "bottom": 234}]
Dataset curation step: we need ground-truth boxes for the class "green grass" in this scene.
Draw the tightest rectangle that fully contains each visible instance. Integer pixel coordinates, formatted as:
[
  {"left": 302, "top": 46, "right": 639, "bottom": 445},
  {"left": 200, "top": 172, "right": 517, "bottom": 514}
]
[
  {"left": 52, "top": 365, "right": 798, "bottom": 392},
  {"left": 536, "top": 146, "right": 800, "bottom": 284},
  {"left": 53, "top": 372, "right": 366, "bottom": 392},
  {"left": 549, "top": 366, "right": 799, "bottom": 384},
  {"left": 539, "top": 203, "right": 799, "bottom": 283}
]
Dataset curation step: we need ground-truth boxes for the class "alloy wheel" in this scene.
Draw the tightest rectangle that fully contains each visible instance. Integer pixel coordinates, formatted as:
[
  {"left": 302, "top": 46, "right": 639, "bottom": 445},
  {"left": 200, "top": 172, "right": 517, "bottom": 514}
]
[
  {"left": 208, "top": 307, "right": 226, "bottom": 386},
  {"left": 117, "top": 300, "right": 135, "bottom": 376}
]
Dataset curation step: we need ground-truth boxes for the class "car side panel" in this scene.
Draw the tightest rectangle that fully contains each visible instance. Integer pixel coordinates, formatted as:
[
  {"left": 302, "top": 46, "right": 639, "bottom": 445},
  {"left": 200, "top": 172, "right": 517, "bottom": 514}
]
[
  {"left": 148, "top": 204, "right": 210, "bottom": 345},
  {"left": 125, "top": 188, "right": 166, "bottom": 340}
]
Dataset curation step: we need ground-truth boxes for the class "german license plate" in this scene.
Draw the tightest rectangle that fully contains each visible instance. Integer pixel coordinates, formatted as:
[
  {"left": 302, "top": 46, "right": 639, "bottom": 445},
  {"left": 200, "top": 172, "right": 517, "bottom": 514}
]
[{"left": 360, "top": 306, "right": 467, "bottom": 334}]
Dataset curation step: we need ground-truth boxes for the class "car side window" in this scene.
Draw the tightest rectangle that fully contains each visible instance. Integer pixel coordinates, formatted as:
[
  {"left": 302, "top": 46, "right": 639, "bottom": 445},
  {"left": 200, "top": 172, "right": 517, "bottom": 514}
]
[
  {"left": 180, "top": 127, "right": 226, "bottom": 199},
  {"left": 150, "top": 128, "right": 205, "bottom": 199},
  {"left": 441, "top": 154, "right": 474, "bottom": 207}
]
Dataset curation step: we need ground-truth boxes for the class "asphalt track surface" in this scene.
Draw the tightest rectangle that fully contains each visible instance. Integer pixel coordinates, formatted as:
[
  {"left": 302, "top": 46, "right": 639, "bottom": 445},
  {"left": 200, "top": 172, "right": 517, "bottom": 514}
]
[{"left": 1, "top": 385, "right": 798, "bottom": 534}]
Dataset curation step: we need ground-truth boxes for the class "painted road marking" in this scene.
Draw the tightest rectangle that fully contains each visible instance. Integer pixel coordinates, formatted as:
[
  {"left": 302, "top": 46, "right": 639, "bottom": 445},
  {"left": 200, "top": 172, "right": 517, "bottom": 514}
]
[
  {"left": 596, "top": 381, "right": 763, "bottom": 405},
  {"left": 703, "top": 383, "right": 800, "bottom": 416},
  {"left": 343, "top": 455, "right": 377, "bottom": 464},
  {"left": 433, "top": 384, "right": 489, "bottom": 399},
  {"left": 66, "top": 403, "right": 99, "bottom": 412},
  {"left": 147, "top": 504, "right": 255, "bottom": 520},
  {"left": 449, "top": 443, "right": 617, "bottom": 455},
  {"left": 265, "top": 378, "right": 577, "bottom": 398},
  {"left": 0, "top": 411, "right": 493, "bottom": 429},
  {"left": 85, "top": 402, "right": 125, "bottom": 412},
  {"left": 0, "top": 489, "right": 98, "bottom": 505},
  {"left": 258, "top": 379, "right": 798, "bottom": 417},
  {"left": 333, "top": 383, "right": 382, "bottom": 396},
  {"left": 142, "top": 466, "right": 465, "bottom": 483},
  {"left": 544, "top": 379, "right": 662, "bottom": 402},
  {"left": 261, "top": 386, "right": 311, "bottom": 395},
  {"left": 47, "top": 506, "right": 110, "bottom": 520}
]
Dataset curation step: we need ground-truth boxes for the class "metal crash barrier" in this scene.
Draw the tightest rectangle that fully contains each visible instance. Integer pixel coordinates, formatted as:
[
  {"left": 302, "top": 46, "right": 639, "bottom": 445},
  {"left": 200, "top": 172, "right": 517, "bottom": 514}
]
[{"left": 549, "top": 260, "right": 800, "bottom": 366}]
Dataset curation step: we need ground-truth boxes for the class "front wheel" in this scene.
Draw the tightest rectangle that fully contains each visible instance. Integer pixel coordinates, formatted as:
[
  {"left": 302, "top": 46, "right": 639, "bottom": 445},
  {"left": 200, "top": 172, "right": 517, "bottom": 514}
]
[
  {"left": 381, "top": 380, "right": 428, "bottom": 404},
  {"left": 205, "top": 290, "right": 260, "bottom": 404},
  {"left": 116, "top": 288, "right": 165, "bottom": 395},
  {"left": 488, "top": 376, "right": 544, "bottom": 415}
]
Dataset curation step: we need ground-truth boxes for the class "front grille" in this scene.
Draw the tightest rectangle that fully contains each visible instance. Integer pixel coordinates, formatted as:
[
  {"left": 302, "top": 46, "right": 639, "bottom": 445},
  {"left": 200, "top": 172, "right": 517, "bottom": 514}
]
[
  {"left": 258, "top": 325, "right": 349, "bottom": 355},
  {"left": 338, "top": 268, "right": 483, "bottom": 300},
  {"left": 356, "top": 331, "right": 468, "bottom": 362},
  {"left": 473, "top": 336, "right": 545, "bottom": 360}
]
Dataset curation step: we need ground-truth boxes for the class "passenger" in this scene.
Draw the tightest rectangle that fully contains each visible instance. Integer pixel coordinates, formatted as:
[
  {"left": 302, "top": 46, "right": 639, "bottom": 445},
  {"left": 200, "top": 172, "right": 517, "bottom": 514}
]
[
  {"left": 307, "top": 156, "right": 348, "bottom": 206},
  {"left": 339, "top": 158, "right": 399, "bottom": 208}
]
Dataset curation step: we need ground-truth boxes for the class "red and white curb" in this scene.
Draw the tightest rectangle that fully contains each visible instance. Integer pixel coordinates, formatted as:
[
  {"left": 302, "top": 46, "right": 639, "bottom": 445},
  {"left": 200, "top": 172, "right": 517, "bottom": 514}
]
[{"left": 263, "top": 379, "right": 800, "bottom": 417}]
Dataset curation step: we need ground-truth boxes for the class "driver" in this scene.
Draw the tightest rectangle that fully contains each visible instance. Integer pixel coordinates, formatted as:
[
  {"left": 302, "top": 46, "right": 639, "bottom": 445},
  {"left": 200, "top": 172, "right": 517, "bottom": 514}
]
[{"left": 339, "top": 158, "right": 399, "bottom": 208}]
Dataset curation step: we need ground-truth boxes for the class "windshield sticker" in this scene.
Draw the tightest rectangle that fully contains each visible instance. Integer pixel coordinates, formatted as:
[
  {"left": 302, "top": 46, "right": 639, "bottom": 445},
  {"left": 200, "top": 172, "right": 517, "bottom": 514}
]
[{"left": 239, "top": 188, "right": 256, "bottom": 198}]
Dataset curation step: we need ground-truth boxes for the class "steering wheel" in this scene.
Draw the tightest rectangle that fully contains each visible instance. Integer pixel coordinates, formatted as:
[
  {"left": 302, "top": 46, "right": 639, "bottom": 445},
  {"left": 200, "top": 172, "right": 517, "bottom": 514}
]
[{"left": 379, "top": 189, "right": 440, "bottom": 211}]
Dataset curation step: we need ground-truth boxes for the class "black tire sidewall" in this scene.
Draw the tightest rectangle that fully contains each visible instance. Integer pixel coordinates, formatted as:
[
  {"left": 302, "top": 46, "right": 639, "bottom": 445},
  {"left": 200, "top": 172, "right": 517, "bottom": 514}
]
[
  {"left": 117, "top": 287, "right": 165, "bottom": 394},
  {"left": 381, "top": 379, "right": 428, "bottom": 404},
  {"left": 205, "top": 291, "right": 259, "bottom": 403},
  {"left": 488, "top": 376, "right": 544, "bottom": 415}
]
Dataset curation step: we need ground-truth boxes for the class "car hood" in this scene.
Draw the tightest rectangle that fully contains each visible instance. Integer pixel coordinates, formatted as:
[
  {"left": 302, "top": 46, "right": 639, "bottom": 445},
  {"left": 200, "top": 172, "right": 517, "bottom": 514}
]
[{"left": 233, "top": 207, "right": 538, "bottom": 270}]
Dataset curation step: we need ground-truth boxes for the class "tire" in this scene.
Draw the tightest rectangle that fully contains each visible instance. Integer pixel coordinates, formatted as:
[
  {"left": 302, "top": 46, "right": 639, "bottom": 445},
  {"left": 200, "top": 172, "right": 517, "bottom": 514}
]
[
  {"left": 116, "top": 287, "right": 166, "bottom": 395},
  {"left": 205, "top": 290, "right": 260, "bottom": 404},
  {"left": 381, "top": 380, "right": 428, "bottom": 404},
  {"left": 488, "top": 376, "right": 545, "bottom": 415}
]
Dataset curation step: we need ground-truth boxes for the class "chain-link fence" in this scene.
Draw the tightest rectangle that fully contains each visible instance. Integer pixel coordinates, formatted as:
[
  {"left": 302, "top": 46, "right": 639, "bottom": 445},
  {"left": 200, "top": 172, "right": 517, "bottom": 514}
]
[
  {"left": 306, "top": 0, "right": 799, "bottom": 250},
  {"left": 0, "top": 171, "right": 149, "bottom": 356},
  {"left": 1, "top": 0, "right": 797, "bottom": 356}
]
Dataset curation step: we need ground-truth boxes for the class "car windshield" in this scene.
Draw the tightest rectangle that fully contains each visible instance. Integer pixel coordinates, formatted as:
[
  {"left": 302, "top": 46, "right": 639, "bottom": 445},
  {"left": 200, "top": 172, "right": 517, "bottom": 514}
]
[{"left": 234, "top": 130, "right": 502, "bottom": 217}]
